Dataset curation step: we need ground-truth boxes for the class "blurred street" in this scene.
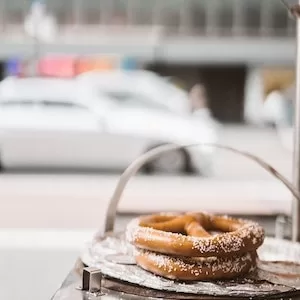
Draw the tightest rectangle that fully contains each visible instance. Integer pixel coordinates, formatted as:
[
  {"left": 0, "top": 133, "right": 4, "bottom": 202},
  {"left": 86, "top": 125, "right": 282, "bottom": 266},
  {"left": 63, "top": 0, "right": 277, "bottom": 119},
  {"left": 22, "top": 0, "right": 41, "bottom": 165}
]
[{"left": 0, "top": 125, "right": 293, "bottom": 228}]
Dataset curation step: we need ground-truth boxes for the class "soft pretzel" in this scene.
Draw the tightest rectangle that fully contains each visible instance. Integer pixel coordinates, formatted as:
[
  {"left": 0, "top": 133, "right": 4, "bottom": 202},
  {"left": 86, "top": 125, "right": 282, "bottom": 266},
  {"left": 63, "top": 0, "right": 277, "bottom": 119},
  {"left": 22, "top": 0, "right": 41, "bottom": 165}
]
[
  {"left": 135, "top": 249, "right": 257, "bottom": 281},
  {"left": 126, "top": 212, "right": 265, "bottom": 257}
]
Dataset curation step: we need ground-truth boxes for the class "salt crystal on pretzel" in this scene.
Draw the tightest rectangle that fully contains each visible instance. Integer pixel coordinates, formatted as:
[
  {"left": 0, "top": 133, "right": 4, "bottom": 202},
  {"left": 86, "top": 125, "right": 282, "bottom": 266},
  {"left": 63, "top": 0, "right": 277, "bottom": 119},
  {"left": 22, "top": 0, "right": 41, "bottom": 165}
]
[{"left": 126, "top": 212, "right": 265, "bottom": 258}]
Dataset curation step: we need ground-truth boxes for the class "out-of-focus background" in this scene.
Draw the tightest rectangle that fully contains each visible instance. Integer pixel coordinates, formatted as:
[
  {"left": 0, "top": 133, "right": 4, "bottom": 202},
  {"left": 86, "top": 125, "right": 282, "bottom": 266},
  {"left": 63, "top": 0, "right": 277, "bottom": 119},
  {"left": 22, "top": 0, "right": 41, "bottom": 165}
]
[{"left": 0, "top": 0, "right": 298, "bottom": 299}]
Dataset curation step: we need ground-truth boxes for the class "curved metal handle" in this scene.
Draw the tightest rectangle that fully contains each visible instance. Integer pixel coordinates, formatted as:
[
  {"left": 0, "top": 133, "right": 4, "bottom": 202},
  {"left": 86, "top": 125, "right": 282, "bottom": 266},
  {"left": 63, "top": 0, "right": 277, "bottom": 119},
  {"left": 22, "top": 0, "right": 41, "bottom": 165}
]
[{"left": 100, "top": 143, "right": 300, "bottom": 238}]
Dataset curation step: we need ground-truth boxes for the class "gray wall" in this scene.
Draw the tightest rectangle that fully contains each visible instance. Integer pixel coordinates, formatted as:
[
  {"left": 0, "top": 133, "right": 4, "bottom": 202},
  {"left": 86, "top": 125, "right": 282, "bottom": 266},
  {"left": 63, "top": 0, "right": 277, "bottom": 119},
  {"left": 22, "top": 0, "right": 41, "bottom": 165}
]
[{"left": 0, "top": 36, "right": 295, "bottom": 66}]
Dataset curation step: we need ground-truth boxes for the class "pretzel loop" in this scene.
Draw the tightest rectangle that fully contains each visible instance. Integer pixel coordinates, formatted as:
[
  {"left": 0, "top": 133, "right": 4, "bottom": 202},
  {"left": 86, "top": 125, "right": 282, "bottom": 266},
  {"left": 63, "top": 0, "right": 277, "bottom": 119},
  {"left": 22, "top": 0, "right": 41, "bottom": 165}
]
[
  {"left": 127, "top": 212, "right": 265, "bottom": 257},
  {"left": 126, "top": 212, "right": 264, "bottom": 281}
]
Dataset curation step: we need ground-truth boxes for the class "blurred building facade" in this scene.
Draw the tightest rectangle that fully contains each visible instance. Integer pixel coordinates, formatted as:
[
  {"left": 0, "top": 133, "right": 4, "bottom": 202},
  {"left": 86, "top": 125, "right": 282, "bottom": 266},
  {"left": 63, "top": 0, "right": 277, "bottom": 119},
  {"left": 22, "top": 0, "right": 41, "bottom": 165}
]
[{"left": 0, "top": 0, "right": 297, "bottom": 123}]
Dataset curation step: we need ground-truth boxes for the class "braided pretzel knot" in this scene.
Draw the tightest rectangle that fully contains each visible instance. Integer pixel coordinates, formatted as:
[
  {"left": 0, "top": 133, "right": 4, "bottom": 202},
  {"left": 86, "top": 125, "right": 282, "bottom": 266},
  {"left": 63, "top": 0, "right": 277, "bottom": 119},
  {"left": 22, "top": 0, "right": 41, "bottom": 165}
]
[{"left": 126, "top": 212, "right": 265, "bottom": 280}]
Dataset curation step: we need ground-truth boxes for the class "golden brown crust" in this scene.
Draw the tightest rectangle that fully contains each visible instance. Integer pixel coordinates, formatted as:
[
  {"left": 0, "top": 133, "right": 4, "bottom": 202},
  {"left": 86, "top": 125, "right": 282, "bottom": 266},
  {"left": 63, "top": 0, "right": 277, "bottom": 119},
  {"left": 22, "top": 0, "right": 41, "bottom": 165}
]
[
  {"left": 135, "top": 249, "right": 257, "bottom": 281},
  {"left": 126, "top": 212, "right": 265, "bottom": 258}
]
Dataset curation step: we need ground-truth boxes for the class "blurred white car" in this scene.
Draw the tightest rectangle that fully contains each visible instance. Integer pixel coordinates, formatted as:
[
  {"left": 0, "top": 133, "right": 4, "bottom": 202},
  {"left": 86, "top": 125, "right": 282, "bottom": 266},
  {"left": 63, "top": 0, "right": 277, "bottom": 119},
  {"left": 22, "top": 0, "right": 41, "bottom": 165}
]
[
  {"left": 0, "top": 77, "right": 218, "bottom": 174},
  {"left": 77, "top": 70, "right": 191, "bottom": 115}
]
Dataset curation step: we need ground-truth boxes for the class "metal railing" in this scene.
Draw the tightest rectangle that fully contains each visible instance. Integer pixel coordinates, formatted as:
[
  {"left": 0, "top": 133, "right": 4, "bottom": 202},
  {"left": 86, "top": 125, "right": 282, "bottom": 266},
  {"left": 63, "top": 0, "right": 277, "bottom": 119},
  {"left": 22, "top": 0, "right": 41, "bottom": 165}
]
[{"left": 0, "top": 0, "right": 295, "bottom": 40}]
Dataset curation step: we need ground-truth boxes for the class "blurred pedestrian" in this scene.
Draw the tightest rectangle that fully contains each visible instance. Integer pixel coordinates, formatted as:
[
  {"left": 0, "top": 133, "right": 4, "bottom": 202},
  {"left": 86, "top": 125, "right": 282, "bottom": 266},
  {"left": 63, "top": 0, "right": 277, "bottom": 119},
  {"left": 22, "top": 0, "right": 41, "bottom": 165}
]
[
  {"left": 189, "top": 83, "right": 208, "bottom": 113},
  {"left": 262, "top": 89, "right": 287, "bottom": 127},
  {"left": 189, "top": 83, "right": 220, "bottom": 129}
]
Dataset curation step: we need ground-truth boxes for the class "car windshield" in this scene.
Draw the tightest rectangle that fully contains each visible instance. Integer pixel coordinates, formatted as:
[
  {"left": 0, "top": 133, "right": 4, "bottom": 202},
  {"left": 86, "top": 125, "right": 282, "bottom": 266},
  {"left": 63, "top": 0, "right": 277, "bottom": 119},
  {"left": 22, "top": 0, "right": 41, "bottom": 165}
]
[
  {"left": 136, "top": 72, "right": 187, "bottom": 99},
  {"left": 131, "top": 72, "right": 189, "bottom": 114},
  {"left": 101, "top": 90, "right": 170, "bottom": 112}
]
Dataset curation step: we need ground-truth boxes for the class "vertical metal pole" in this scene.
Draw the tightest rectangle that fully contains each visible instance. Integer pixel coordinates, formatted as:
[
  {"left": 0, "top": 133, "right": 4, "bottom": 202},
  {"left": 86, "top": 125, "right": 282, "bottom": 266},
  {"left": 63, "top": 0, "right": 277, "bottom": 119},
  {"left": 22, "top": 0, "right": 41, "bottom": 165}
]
[
  {"left": 179, "top": 0, "right": 190, "bottom": 35},
  {"left": 232, "top": 0, "right": 244, "bottom": 36},
  {"left": 73, "top": 0, "right": 82, "bottom": 26},
  {"left": 292, "top": 0, "right": 300, "bottom": 242},
  {"left": 126, "top": 0, "right": 132, "bottom": 27},
  {"left": 260, "top": 0, "right": 272, "bottom": 37},
  {"left": 206, "top": 0, "right": 218, "bottom": 36}
]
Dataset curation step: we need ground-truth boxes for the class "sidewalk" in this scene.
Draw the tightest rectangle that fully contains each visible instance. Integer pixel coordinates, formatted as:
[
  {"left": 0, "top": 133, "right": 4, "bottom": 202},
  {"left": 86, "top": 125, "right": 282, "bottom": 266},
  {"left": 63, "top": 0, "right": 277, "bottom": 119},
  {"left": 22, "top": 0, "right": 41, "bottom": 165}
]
[{"left": 0, "top": 174, "right": 292, "bottom": 228}]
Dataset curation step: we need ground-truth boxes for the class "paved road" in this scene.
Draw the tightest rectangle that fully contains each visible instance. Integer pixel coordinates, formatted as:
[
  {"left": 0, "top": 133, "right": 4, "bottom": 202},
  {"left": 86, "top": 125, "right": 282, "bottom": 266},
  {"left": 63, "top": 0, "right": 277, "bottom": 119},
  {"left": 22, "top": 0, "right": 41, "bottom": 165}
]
[
  {"left": 0, "top": 125, "right": 295, "bottom": 300},
  {"left": 0, "top": 125, "right": 293, "bottom": 228}
]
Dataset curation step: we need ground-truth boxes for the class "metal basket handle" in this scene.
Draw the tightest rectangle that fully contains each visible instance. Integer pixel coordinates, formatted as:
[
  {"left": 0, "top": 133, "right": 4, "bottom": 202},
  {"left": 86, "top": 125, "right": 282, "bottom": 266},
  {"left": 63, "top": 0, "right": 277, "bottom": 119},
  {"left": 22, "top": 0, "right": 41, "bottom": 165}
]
[{"left": 100, "top": 143, "right": 300, "bottom": 238}]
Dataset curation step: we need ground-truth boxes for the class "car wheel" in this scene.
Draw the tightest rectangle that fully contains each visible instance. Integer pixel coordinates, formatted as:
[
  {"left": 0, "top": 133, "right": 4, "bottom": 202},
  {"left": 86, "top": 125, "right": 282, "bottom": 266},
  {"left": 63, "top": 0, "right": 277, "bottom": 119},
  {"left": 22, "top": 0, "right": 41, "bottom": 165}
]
[{"left": 146, "top": 149, "right": 190, "bottom": 174}]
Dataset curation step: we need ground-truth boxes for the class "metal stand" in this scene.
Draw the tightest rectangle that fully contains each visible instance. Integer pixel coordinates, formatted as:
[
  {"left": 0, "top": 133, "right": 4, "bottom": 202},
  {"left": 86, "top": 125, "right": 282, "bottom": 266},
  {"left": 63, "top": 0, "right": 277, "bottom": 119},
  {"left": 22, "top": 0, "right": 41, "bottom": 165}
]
[
  {"left": 102, "top": 143, "right": 300, "bottom": 237},
  {"left": 292, "top": 0, "right": 300, "bottom": 242}
]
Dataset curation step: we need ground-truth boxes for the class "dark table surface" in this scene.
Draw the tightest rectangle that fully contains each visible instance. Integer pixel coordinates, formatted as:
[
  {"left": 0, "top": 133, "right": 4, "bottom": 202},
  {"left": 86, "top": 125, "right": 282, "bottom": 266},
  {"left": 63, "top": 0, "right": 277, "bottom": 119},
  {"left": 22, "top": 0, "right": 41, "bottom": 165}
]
[{"left": 51, "top": 259, "right": 300, "bottom": 300}]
